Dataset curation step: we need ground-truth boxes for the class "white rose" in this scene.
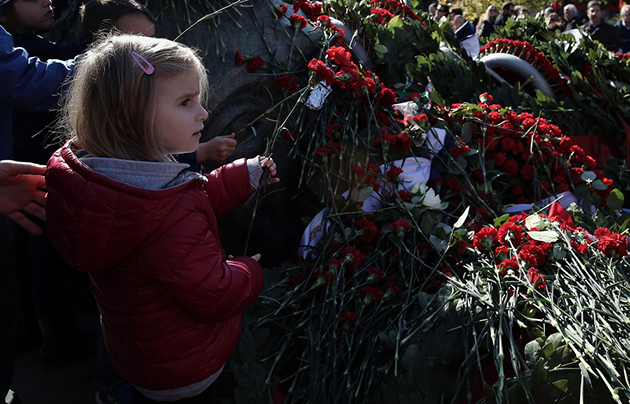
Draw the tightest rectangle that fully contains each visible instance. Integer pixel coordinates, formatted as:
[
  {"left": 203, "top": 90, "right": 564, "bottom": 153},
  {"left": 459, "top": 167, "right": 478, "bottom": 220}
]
[
  {"left": 525, "top": 214, "right": 545, "bottom": 231},
  {"left": 422, "top": 188, "right": 442, "bottom": 209}
]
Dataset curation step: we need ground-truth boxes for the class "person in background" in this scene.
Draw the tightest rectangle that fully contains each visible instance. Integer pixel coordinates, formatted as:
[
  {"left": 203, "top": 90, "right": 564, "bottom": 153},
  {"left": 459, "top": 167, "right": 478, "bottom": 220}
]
[
  {"left": 542, "top": 6, "right": 555, "bottom": 19},
  {"left": 494, "top": 1, "right": 514, "bottom": 27},
  {"left": 0, "top": 7, "right": 73, "bottom": 402},
  {"left": 582, "top": 0, "right": 621, "bottom": 52},
  {"left": 564, "top": 3, "right": 582, "bottom": 31},
  {"left": 81, "top": 0, "right": 155, "bottom": 42},
  {"left": 435, "top": 3, "right": 449, "bottom": 21},
  {"left": 547, "top": 12, "right": 565, "bottom": 31},
  {"left": 1, "top": 0, "right": 97, "bottom": 373},
  {"left": 477, "top": 5, "right": 498, "bottom": 37},
  {"left": 0, "top": 160, "right": 45, "bottom": 236},
  {"left": 428, "top": 1, "right": 437, "bottom": 19},
  {"left": 514, "top": 5, "right": 530, "bottom": 19},
  {"left": 0, "top": 0, "right": 85, "bottom": 62},
  {"left": 614, "top": 4, "right": 630, "bottom": 53},
  {"left": 452, "top": 14, "right": 480, "bottom": 58},
  {"left": 46, "top": 34, "right": 277, "bottom": 403},
  {"left": 449, "top": 6, "right": 462, "bottom": 21}
]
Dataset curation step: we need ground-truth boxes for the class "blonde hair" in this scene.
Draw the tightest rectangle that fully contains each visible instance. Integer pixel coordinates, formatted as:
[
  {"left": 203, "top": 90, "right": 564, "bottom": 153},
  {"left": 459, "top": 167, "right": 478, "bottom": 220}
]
[{"left": 63, "top": 34, "right": 208, "bottom": 161}]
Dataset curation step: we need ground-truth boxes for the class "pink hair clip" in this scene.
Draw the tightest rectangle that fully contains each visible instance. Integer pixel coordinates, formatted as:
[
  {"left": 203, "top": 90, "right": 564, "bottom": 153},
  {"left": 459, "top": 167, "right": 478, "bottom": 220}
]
[{"left": 131, "top": 51, "right": 154, "bottom": 75}]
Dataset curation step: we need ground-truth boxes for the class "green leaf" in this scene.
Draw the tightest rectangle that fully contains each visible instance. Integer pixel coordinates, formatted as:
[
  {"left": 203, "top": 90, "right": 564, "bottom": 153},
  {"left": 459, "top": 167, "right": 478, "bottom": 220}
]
[
  {"left": 430, "top": 234, "right": 447, "bottom": 253},
  {"left": 607, "top": 188, "right": 625, "bottom": 211},
  {"left": 591, "top": 179, "right": 608, "bottom": 191},
  {"left": 531, "top": 359, "right": 549, "bottom": 388},
  {"left": 373, "top": 43, "right": 389, "bottom": 54},
  {"left": 580, "top": 171, "right": 597, "bottom": 182},
  {"left": 357, "top": 186, "right": 374, "bottom": 202},
  {"left": 528, "top": 230, "right": 559, "bottom": 243},
  {"left": 420, "top": 212, "right": 433, "bottom": 235},
  {"left": 493, "top": 214, "right": 510, "bottom": 227},
  {"left": 552, "top": 243, "right": 566, "bottom": 260},
  {"left": 525, "top": 339, "right": 543, "bottom": 368},
  {"left": 461, "top": 122, "right": 472, "bottom": 144},
  {"left": 574, "top": 185, "right": 590, "bottom": 199},
  {"left": 428, "top": 90, "right": 445, "bottom": 106},
  {"left": 551, "top": 379, "right": 569, "bottom": 393}
]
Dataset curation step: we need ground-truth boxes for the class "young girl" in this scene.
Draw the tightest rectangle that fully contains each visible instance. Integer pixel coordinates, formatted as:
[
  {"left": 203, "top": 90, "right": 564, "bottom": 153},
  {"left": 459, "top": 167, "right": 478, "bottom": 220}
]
[{"left": 45, "top": 34, "right": 278, "bottom": 403}]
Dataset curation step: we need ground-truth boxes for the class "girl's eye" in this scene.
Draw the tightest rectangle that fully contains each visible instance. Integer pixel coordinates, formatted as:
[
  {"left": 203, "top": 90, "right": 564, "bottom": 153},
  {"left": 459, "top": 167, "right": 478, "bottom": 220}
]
[{"left": 181, "top": 99, "right": 190, "bottom": 106}]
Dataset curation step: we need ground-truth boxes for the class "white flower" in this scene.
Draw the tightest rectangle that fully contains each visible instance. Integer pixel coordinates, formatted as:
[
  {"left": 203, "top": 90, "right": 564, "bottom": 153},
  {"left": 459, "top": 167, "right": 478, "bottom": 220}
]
[
  {"left": 525, "top": 214, "right": 545, "bottom": 231},
  {"left": 422, "top": 188, "right": 442, "bottom": 209}
]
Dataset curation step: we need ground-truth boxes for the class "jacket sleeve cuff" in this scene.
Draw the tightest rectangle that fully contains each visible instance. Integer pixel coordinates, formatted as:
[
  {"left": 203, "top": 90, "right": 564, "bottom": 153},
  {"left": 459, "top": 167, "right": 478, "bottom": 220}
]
[{"left": 246, "top": 156, "right": 263, "bottom": 190}]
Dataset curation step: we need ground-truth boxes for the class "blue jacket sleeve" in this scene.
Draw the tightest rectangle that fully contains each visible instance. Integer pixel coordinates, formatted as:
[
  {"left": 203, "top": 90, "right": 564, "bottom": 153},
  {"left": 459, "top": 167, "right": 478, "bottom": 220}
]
[{"left": 0, "top": 26, "right": 73, "bottom": 111}]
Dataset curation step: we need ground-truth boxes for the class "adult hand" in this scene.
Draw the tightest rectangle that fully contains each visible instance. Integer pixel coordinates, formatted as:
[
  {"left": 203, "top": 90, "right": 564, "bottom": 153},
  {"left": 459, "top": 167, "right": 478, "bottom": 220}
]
[
  {"left": 0, "top": 160, "right": 46, "bottom": 235},
  {"left": 198, "top": 134, "right": 237, "bottom": 164}
]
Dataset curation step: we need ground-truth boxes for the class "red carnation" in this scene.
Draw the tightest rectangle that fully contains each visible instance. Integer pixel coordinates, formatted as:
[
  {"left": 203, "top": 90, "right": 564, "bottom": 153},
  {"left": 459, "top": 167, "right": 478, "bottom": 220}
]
[
  {"left": 498, "top": 222, "right": 523, "bottom": 246},
  {"left": 501, "top": 137, "right": 515, "bottom": 152},
  {"left": 390, "top": 219, "right": 412, "bottom": 233},
  {"left": 493, "top": 152, "right": 507, "bottom": 166},
  {"left": 520, "top": 164, "right": 534, "bottom": 181},
  {"left": 325, "top": 124, "right": 343, "bottom": 138},
  {"left": 339, "top": 312, "right": 357, "bottom": 326},
  {"left": 473, "top": 226, "right": 499, "bottom": 249},
  {"left": 281, "top": 130, "right": 299, "bottom": 142},
  {"left": 307, "top": 59, "right": 336, "bottom": 85},
  {"left": 526, "top": 268, "right": 547, "bottom": 290},
  {"left": 451, "top": 145, "right": 469, "bottom": 158},
  {"left": 387, "top": 166, "right": 403, "bottom": 182},
  {"left": 396, "top": 190, "right": 411, "bottom": 202},
  {"left": 503, "top": 159, "right": 519, "bottom": 175},
  {"left": 594, "top": 228, "right": 612, "bottom": 239},
  {"left": 368, "top": 266, "right": 386, "bottom": 282},
  {"left": 361, "top": 286, "right": 384, "bottom": 302},
  {"left": 598, "top": 233, "right": 629, "bottom": 258},
  {"left": 479, "top": 92, "right": 493, "bottom": 104},
  {"left": 326, "top": 46, "right": 354, "bottom": 67},
  {"left": 247, "top": 56, "right": 264, "bottom": 73},
  {"left": 341, "top": 246, "right": 366, "bottom": 270},
  {"left": 387, "top": 283, "right": 402, "bottom": 300},
  {"left": 497, "top": 258, "right": 519, "bottom": 276},
  {"left": 378, "top": 87, "right": 398, "bottom": 107},
  {"left": 235, "top": 50, "right": 243, "bottom": 66},
  {"left": 518, "top": 250, "right": 538, "bottom": 268},
  {"left": 273, "top": 73, "right": 298, "bottom": 94},
  {"left": 289, "top": 14, "right": 308, "bottom": 29},
  {"left": 274, "top": 4, "right": 287, "bottom": 18},
  {"left": 355, "top": 218, "right": 379, "bottom": 243}
]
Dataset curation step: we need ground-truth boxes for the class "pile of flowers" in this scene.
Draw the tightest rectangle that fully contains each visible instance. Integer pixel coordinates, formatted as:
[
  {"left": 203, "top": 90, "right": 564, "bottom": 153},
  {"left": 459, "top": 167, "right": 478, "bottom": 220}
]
[
  {"left": 220, "top": 91, "right": 630, "bottom": 404},
  {"left": 430, "top": 93, "right": 614, "bottom": 212},
  {"left": 478, "top": 39, "right": 572, "bottom": 97},
  {"left": 171, "top": 0, "right": 630, "bottom": 402}
]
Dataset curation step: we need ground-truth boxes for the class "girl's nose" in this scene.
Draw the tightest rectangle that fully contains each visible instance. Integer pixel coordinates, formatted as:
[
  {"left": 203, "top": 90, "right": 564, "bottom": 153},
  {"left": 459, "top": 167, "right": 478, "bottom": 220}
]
[
  {"left": 199, "top": 106, "right": 208, "bottom": 122},
  {"left": 43, "top": 0, "right": 52, "bottom": 7}
]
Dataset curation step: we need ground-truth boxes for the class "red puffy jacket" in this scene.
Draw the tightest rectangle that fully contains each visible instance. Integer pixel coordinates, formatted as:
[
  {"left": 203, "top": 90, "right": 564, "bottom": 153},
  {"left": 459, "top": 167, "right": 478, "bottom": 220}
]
[{"left": 45, "top": 142, "right": 264, "bottom": 390}]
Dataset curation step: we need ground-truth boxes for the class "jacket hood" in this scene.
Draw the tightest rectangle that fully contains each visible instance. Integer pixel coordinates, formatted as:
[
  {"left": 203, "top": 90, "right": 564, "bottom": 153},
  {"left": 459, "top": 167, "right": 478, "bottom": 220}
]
[{"left": 45, "top": 142, "right": 207, "bottom": 274}]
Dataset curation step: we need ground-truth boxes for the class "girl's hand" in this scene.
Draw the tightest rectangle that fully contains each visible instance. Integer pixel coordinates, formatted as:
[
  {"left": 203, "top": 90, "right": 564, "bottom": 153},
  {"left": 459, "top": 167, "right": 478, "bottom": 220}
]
[{"left": 259, "top": 156, "right": 280, "bottom": 184}]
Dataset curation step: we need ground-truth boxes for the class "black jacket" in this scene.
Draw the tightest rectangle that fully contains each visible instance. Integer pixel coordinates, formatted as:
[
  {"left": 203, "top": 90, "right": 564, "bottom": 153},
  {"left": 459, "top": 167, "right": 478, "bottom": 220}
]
[
  {"left": 583, "top": 21, "right": 622, "bottom": 52},
  {"left": 614, "top": 20, "right": 630, "bottom": 53},
  {"left": 478, "top": 19, "right": 496, "bottom": 37},
  {"left": 494, "top": 12, "right": 511, "bottom": 27}
]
